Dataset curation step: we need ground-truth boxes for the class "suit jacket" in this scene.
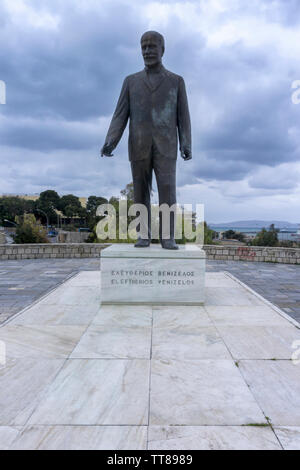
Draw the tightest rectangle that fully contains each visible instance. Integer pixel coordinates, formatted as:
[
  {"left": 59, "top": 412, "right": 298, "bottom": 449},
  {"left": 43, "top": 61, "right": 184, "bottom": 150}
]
[{"left": 104, "top": 65, "right": 191, "bottom": 161}]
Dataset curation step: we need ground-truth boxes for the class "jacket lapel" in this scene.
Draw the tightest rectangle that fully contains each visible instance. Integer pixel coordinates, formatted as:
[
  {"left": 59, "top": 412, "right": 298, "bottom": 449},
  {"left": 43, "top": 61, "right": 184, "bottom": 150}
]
[
  {"left": 141, "top": 70, "right": 152, "bottom": 92},
  {"left": 141, "top": 67, "right": 166, "bottom": 93}
]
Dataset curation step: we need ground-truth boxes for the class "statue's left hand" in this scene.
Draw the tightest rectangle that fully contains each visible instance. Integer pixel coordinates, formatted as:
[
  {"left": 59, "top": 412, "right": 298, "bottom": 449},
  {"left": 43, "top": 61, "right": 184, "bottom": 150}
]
[
  {"left": 101, "top": 143, "right": 114, "bottom": 157},
  {"left": 181, "top": 149, "right": 192, "bottom": 161}
]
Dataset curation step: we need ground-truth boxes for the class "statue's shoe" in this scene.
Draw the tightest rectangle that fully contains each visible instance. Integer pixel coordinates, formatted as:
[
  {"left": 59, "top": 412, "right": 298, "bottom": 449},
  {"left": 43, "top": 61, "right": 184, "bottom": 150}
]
[
  {"left": 135, "top": 239, "right": 151, "bottom": 248},
  {"left": 161, "top": 239, "right": 179, "bottom": 250}
]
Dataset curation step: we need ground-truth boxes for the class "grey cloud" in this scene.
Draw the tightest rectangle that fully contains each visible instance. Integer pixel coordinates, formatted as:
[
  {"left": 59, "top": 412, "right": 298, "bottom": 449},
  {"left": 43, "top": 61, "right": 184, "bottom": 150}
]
[
  {"left": 176, "top": 153, "right": 256, "bottom": 186},
  {"left": 0, "top": 117, "right": 102, "bottom": 151},
  {"left": 249, "top": 178, "right": 298, "bottom": 191},
  {"left": 216, "top": 0, "right": 300, "bottom": 27},
  {"left": 1, "top": 0, "right": 300, "bottom": 199},
  {"left": 0, "top": 1, "right": 144, "bottom": 121},
  {"left": 248, "top": 166, "right": 300, "bottom": 190},
  {"left": 261, "top": 0, "right": 300, "bottom": 26},
  {"left": 0, "top": 145, "right": 132, "bottom": 198},
  {"left": 186, "top": 42, "right": 300, "bottom": 182}
]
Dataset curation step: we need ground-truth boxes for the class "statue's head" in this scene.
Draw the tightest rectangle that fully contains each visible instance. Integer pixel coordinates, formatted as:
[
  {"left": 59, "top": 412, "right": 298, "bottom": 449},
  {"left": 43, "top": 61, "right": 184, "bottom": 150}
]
[{"left": 141, "top": 31, "right": 165, "bottom": 68}]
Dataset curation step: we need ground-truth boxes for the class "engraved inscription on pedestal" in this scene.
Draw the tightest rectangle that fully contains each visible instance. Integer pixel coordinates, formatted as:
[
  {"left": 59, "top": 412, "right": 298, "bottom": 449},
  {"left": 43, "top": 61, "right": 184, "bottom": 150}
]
[
  {"left": 101, "top": 245, "right": 205, "bottom": 305},
  {"left": 158, "top": 270, "right": 195, "bottom": 287},
  {"left": 110, "top": 269, "right": 154, "bottom": 286}
]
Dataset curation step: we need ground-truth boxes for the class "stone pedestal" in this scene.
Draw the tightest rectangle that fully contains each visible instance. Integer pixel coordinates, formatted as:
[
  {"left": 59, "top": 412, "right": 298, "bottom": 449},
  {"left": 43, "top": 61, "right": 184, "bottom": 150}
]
[{"left": 101, "top": 244, "right": 206, "bottom": 305}]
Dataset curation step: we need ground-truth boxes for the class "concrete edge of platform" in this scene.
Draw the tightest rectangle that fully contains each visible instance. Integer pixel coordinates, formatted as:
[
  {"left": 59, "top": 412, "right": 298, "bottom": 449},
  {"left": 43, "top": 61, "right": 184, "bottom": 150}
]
[{"left": 224, "top": 271, "right": 300, "bottom": 329}]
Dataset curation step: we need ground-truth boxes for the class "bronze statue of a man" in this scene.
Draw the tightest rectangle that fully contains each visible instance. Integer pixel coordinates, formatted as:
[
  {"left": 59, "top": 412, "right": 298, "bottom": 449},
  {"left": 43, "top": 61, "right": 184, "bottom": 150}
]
[{"left": 101, "top": 31, "right": 192, "bottom": 250}]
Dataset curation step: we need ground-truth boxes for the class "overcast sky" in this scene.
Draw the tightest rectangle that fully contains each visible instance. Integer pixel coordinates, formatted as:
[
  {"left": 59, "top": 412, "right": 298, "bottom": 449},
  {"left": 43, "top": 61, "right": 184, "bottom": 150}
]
[{"left": 0, "top": 0, "right": 300, "bottom": 223}]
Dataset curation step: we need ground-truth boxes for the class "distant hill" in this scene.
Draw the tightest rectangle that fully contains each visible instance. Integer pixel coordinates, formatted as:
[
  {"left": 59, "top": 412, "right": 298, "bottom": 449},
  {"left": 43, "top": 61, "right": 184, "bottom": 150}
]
[{"left": 209, "top": 220, "right": 299, "bottom": 229}]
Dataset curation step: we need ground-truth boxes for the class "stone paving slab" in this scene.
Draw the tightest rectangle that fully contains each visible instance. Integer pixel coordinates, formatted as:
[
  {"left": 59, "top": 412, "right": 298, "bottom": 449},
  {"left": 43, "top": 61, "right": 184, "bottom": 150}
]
[
  {"left": 27, "top": 359, "right": 150, "bottom": 426},
  {"left": 239, "top": 360, "right": 300, "bottom": 426},
  {"left": 9, "top": 425, "right": 148, "bottom": 450},
  {"left": 0, "top": 359, "right": 65, "bottom": 426},
  {"left": 92, "top": 305, "right": 152, "bottom": 328},
  {"left": 153, "top": 306, "right": 212, "bottom": 328},
  {"left": 216, "top": 325, "right": 300, "bottom": 360},
  {"left": 0, "top": 427, "right": 21, "bottom": 450},
  {"left": 273, "top": 427, "right": 300, "bottom": 450},
  {"left": 0, "top": 325, "right": 86, "bottom": 359},
  {"left": 151, "top": 327, "right": 231, "bottom": 360},
  {"left": 0, "top": 270, "right": 300, "bottom": 449},
  {"left": 13, "top": 304, "right": 99, "bottom": 326},
  {"left": 150, "top": 359, "right": 266, "bottom": 426},
  {"left": 147, "top": 426, "right": 281, "bottom": 450},
  {"left": 70, "top": 325, "right": 152, "bottom": 359},
  {"left": 205, "top": 305, "right": 289, "bottom": 326}
]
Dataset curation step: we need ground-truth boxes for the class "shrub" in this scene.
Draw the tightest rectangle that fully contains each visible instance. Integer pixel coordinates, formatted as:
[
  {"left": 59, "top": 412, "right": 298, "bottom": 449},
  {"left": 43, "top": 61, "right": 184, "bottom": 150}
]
[{"left": 14, "top": 214, "right": 49, "bottom": 244}]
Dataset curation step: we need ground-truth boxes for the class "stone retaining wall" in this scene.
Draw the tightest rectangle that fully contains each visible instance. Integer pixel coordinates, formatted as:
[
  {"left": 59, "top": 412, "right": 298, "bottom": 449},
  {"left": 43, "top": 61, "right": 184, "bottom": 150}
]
[
  {"left": 0, "top": 243, "right": 108, "bottom": 260},
  {"left": 204, "top": 245, "right": 300, "bottom": 265},
  {"left": 0, "top": 243, "right": 299, "bottom": 264}
]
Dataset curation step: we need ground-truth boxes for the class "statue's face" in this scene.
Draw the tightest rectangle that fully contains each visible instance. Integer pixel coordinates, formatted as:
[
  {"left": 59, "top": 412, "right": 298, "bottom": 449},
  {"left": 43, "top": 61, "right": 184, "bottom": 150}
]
[{"left": 141, "top": 35, "right": 163, "bottom": 67}]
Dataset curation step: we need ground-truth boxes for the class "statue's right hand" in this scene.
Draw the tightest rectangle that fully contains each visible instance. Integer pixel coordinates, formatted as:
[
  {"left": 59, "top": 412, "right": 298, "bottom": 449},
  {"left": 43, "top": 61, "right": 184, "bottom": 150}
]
[{"left": 100, "top": 143, "right": 114, "bottom": 157}]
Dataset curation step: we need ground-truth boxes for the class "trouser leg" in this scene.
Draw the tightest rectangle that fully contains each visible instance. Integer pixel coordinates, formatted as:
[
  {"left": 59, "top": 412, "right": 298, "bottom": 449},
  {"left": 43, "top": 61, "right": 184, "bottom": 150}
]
[
  {"left": 152, "top": 146, "right": 177, "bottom": 242},
  {"left": 130, "top": 158, "right": 152, "bottom": 240}
]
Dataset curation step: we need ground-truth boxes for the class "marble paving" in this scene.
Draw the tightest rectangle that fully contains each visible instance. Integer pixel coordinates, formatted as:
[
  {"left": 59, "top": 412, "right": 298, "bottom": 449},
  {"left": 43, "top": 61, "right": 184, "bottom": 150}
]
[{"left": 0, "top": 270, "right": 300, "bottom": 450}]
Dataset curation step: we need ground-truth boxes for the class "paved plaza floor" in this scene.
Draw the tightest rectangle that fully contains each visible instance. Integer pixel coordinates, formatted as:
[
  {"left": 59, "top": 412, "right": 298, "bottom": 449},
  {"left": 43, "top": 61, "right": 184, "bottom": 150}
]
[
  {"left": 208, "top": 261, "right": 300, "bottom": 324},
  {"left": 0, "top": 258, "right": 299, "bottom": 325},
  {"left": 0, "top": 269, "right": 300, "bottom": 450},
  {"left": 0, "top": 259, "right": 99, "bottom": 324}
]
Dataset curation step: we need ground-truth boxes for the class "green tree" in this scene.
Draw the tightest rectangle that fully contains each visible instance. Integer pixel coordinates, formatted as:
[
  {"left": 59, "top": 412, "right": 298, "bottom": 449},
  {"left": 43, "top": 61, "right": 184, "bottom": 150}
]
[
  {"left": 204, "top": 222, "right": 216, "bottom": 245},
  {"left": 39, "top": 190, "right": 60, "bottom": 209},
  {"left": 14, "top": 214, "right": 49, "bottom": 244},
  {"left": 0, "top": 196, "right": 32, "bottom": 224},
  {"left": 86, "top": 195, "right": 109, "bottom": 231},
  {"left": 35, "top": 190, "right": 61, "bottom": 225},
  {"left": 252, "top": 224, "right": 279, "bottom": 247},
  {"left": 120, "top": 182, "right": 134, "bottom": 201},
  {"left": 59, "top": 194, "right": 86, "bottom": 219},
  {"left": 224, "top": 229, "right": 246, "bottom": 242},
  {"left": 86, "top": 196, "right": 108, "bottom": 216},
  {"left": 108, "top": 196, "right": 120, "bottom": 216},
  {"left": 235, "top": 232, "right": 246, "bottom": 243},
  {"left": 224, "top": 230, "right": 235, "bottom": 239},
  {"left": 59, "top": 194, "right": 81, "bottom": 213}
]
